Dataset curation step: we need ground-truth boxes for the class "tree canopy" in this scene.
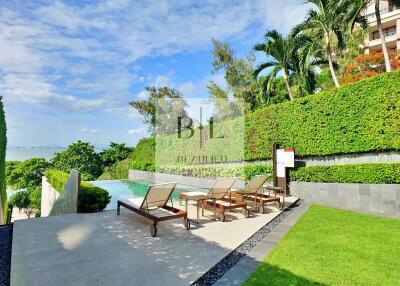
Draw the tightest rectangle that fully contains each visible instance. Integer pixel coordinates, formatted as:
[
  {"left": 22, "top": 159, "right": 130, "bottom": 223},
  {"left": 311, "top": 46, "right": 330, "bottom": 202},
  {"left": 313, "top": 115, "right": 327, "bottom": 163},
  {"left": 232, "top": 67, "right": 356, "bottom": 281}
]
[{"left": 51, "top": 141, "right": 102, "bottom": 180}]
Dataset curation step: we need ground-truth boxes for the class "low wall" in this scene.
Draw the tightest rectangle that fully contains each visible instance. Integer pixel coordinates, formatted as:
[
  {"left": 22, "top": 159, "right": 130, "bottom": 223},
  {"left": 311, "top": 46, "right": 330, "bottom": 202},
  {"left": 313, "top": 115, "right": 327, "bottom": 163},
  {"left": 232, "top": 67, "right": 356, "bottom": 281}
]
[
  {"left": 41, "top": 177, "right": 59, "bottom": 217},
  {"left": 41, "top": 170, "right": 80, "bottom": 217},
  {"left": 128, "top": 169, "right": 245, "bottom": 189},
  {"left": 290, "top": 181, "right": 400, "bottom": 218}
]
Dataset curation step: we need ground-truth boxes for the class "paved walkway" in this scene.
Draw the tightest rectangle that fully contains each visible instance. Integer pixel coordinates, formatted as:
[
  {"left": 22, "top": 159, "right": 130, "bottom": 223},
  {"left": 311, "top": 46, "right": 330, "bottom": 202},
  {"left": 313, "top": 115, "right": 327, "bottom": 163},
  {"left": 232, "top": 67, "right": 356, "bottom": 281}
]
[
  {"left": 11, "top": 197, "right": 297, "bottom": 286},
  {"left": 214, "top": 202, "right": 310, "bottom": 285}
]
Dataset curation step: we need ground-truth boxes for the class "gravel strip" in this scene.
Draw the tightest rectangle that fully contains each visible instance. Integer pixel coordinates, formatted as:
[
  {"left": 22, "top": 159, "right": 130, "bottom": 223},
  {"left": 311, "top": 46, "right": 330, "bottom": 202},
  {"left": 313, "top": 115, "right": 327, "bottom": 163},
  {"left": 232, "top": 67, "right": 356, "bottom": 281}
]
[
  {"left": 0, "top": 224, "right": 13, "bottom": 286},
  {"left": 192, "top": 200, "right": 300, "bottom": 286}
]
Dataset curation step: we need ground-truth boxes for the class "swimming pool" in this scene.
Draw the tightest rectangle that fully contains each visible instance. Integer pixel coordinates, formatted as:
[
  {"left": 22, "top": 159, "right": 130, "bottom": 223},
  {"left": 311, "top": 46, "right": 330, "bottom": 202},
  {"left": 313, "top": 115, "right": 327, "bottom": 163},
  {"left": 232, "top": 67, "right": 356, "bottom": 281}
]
[{"left": 90, "top": 180, "right": 202, "bottom": 210}]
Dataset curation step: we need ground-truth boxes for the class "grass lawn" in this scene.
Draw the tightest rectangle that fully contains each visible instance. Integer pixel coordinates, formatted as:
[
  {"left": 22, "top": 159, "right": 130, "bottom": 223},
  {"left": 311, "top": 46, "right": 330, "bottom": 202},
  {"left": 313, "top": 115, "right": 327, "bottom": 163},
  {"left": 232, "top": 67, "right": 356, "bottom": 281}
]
[{"left": 243, "top": 205, "right": 400, "bottom": 286}]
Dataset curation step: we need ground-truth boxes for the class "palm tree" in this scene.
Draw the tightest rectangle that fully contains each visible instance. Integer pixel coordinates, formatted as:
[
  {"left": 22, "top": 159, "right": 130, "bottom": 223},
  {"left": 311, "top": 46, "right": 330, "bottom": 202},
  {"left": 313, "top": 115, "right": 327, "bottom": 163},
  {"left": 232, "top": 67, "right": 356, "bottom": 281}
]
[
  {"left": 254, "top": 30, "right": 297, "bottom": 100},
  {"left": 292, "top": 0, "right": 347, "bottom": 88},
  {"left": 339, "top": 0, "right": 400, "bottom": 72}
]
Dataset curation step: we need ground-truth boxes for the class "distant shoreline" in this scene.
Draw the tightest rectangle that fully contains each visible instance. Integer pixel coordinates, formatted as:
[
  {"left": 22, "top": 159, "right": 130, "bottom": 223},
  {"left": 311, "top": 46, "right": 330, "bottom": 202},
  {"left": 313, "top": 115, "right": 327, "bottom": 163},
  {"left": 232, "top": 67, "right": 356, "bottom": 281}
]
[{"left": 6, "top": 146, "right": 105, "bottom": 161}]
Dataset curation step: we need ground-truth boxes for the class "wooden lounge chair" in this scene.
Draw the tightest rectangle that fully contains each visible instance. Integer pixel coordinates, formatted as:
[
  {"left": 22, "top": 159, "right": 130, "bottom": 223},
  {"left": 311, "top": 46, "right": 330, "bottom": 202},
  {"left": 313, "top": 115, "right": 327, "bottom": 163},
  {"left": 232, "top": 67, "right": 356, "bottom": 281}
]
[
  {"left": 180, "top": 177, "right": 248, "bottom": 222},
  {"left": 117, "top": 182, "right": 190, "bottom": 237},
  {"left": 231, "top": 175, "right": 282, "bottom": 213}
]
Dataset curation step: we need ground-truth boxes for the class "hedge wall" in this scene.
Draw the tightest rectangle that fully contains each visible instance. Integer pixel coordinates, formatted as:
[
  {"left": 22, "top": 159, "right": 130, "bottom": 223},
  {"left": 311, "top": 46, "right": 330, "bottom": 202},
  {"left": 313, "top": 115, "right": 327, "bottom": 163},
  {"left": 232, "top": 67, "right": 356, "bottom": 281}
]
[
  {"left": 245, "top": 71, "right": 400, "bottom": 159},
  {"left": 129, "top": 71, "right": 400, "bottom": 167},
  {"left": 45, "top": 170, "right": 110, "bottom": 212},
  {"left": 290, "top": 163, "right": 400, "bottom": 184},
  {"left": 0, "top": 97, "right": 6, "bottom": 223}
]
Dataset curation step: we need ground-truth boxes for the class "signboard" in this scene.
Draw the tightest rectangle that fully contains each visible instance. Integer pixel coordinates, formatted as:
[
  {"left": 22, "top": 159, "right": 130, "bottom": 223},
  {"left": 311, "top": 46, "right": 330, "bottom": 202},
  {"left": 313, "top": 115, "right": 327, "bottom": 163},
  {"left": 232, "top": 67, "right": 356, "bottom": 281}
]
[
  {"left": 276, "top": 148, "right": 295, "bottom": 178},
  {"left": 276, "top": 148, "right": 295, "bottom": 167}
]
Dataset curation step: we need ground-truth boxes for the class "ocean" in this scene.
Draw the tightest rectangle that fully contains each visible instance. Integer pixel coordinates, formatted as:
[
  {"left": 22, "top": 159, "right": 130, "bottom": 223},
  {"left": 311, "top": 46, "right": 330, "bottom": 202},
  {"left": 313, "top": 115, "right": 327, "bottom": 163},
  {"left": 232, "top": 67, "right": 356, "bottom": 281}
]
[{"left": 6, "top": 146, "right": 104, "bottom": 161}]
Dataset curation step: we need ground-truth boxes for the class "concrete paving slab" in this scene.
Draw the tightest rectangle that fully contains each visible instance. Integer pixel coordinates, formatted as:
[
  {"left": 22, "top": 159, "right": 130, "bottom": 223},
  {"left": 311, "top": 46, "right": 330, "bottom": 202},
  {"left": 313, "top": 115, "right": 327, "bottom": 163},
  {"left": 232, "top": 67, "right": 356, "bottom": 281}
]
[{"left": 11, "top": 197, "right": 297, "bottom": 286}]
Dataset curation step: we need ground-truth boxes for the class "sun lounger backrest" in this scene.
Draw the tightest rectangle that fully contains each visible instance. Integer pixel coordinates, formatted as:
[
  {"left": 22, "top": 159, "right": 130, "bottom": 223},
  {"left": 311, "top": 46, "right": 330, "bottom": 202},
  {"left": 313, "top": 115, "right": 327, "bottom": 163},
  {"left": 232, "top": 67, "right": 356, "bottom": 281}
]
[
  {"left": 208, "top": 177, "right": 237, "bottom": 199},
  {"left": 246, "top": 175, "right": 269, "bottom": 193},
  {"left": 140, "top": 182, "right": 177, "bottom": 209}
]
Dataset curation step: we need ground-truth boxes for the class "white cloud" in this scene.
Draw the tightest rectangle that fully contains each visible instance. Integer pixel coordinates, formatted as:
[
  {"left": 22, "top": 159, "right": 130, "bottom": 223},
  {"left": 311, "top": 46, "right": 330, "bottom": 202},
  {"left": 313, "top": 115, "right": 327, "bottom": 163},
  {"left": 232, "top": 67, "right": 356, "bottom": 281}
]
[
  {"left": 0, "top": 0, "right": 307, "bottom": 113},
  {"left": 128, "top": 127, "right": 145, "bottom": 134}
]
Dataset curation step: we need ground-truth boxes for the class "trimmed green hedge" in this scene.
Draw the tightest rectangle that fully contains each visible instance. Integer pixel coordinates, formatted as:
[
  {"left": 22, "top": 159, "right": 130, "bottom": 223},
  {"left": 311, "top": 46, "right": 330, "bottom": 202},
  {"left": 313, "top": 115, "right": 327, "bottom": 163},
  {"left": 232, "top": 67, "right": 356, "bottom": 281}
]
[
  {"left": 290, "top": 163, "right": 400, "bottom": 184},
  {"left": 245, "top": 71, "right": 400, "bottom": 160},
  {"left": 98, "top": 159, "right": 130, "bottom": 180},
  {"left": 155, "top": 164, "right": 272, "bottom": 181},
  {"left": 45, "top": 170, "right": 69, "bottom": 192},
  {"left": 129, "top": 71, "right": 400, "bottom": 168},
  {"left": 45, "top": 170, "right": 110, "bottom": 212},
  {"left": 0, "top": 97, "right": 6, "bottom": 223}
]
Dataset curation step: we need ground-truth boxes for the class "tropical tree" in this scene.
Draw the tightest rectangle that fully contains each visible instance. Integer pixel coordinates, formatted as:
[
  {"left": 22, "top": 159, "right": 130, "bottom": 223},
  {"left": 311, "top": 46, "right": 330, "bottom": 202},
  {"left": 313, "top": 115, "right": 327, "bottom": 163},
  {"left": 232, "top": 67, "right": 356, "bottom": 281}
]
[
  {"left": 99, "top": 142, "right": 132, "bottom": 168},
  {"left": 7, "top": 158, "right": 50, "bottom": 190},
  {"left": 51, "top": 141, "right": 102, "bottom": 180},
  {"left": 130, "top": 86, "right": 188, "bottom": 136},
  {"left": 339, "top": 0, "right": 400, "bottom": 72},
  {"left": 209, "top": 39, "right": 261, "bottom": 111},
  {"left": 292, "top": 0, "right": 348, "bottom": 87},
  {"left": 254, "top": 30, "right": 297, "bottom": 100}
]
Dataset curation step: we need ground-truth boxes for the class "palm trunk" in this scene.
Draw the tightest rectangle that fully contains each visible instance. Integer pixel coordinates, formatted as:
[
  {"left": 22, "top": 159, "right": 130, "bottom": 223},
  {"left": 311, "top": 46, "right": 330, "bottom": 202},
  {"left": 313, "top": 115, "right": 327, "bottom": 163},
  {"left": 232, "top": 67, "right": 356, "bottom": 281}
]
[
  {"left": 375, "top": 0, "right": 392, "bottom": 72},
  {"left": 326, "top": 44, "right": 340, "bottom": 88},
  {"left": 282, "top": 69, "right": 294, "bottom": 101},
  {"left": 296, "top": 72, "right": 303, "bottom": 97}
]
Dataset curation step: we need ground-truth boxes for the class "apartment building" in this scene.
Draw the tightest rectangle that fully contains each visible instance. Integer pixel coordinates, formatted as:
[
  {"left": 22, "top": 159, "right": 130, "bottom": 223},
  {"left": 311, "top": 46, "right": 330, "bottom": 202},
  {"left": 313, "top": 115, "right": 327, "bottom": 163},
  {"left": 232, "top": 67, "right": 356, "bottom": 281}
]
[{"left": 364, "top": 0, "right": 400, "bottom": 53}]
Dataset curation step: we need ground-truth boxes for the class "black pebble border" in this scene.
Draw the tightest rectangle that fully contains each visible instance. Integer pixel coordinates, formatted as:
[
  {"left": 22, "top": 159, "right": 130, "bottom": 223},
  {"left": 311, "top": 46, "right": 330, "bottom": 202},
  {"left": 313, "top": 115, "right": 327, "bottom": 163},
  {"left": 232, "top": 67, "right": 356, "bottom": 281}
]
[
  {"left": 192, "top": 200, "right": 300, "bottom": 286},
  {"left": 0, "top": 224, "right": 13, "bottom": 286}
]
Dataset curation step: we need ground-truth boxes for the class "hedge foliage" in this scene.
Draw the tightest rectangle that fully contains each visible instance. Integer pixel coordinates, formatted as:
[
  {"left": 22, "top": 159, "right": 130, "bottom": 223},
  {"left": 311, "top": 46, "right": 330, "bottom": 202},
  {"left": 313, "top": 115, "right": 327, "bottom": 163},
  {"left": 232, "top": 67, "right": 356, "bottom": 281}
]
[
  {"left": 45, "top": 170, "right": 110, "bottom": 212},
  {"left": 0, "top": 97, "right": 6, "bottom": 222},
  {"left": 129, "top": 71, "right": 400, "bottom": 167},
  {"left": 98, "top": 159, "right": 130, "bottom": 180},
  {"left": 245, "top": 71, "right": 400, "bottom": 160},
  {"left": 290, "top": 163, "right": 400, "bottom": 184},
  {"left": 155, "top": 164, "right": 272, "bottom": 181}
]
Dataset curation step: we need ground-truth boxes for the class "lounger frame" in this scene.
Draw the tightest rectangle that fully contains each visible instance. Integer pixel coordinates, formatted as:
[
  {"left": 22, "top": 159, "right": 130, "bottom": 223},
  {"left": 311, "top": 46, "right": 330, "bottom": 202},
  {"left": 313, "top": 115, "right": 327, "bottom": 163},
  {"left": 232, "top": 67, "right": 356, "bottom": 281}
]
[{"left": 117, "top": 183, "right": 189, "bottom": 237}]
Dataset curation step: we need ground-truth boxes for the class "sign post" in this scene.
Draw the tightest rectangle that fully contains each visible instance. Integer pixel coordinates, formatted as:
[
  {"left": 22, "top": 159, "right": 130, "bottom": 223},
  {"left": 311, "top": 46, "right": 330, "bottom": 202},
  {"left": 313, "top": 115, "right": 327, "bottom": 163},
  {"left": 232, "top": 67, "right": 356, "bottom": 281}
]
[{"left": 272, "top": 144, "right": 295, "bottom": 196}]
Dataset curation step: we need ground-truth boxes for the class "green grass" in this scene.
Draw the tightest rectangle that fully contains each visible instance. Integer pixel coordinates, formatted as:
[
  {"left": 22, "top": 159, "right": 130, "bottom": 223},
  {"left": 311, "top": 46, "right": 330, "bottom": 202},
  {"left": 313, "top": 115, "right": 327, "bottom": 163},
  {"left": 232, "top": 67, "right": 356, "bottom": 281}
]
[{"left": 243, "top": 205, "right": 400, "bottom": 286}]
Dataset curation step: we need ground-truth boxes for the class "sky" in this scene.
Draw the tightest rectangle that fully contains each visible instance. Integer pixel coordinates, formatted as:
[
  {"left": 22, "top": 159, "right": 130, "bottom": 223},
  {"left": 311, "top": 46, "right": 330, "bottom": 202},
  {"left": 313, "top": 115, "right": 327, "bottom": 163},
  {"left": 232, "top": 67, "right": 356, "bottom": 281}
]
[{"left": 0, "top": 0, "right": 309, "bottom": 148}]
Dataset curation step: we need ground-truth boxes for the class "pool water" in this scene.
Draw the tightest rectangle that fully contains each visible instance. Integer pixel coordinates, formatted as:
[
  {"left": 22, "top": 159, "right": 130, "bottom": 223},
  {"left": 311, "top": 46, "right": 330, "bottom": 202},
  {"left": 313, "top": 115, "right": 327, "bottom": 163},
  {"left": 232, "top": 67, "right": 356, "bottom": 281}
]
[{"left": 90, "top": 180, "right": 200, "bottom": 210}]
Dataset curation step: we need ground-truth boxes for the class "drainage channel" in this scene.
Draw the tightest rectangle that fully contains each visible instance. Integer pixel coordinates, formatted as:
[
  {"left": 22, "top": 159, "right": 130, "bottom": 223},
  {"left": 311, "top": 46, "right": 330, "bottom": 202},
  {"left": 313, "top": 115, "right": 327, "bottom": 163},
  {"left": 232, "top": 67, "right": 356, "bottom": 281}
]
[{"left": 192, "top": 199, "right": 301, "bottom": 286}]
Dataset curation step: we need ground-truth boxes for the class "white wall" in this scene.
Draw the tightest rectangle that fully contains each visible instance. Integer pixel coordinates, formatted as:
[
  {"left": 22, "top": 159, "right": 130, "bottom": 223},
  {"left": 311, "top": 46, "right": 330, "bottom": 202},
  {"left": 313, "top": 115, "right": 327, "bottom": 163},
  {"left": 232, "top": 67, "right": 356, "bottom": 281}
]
[{"left": 41, "top": 176, "right": 59, "bottom": 217}]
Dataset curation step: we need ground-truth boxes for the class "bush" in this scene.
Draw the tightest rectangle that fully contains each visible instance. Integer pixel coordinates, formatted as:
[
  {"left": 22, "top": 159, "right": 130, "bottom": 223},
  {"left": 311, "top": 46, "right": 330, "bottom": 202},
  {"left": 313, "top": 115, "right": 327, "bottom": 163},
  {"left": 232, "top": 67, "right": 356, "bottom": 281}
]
[
  {"left": 131, "top": 138, "right": 155, "bottom": 164},
  {"left": 0, "top": 97, "right": 6, "bottom": 222},
  {"left": 129, "top": 161, "right": 155, "bottom": 172},
  {"left": 243, "top": 165, "right": 273, "bottom": 181},
  {"left": 45, "top": 169, "right": 110, "bottom": 212},
  {"left": 78, "top": 181, "right": 110, "bottom": 213},
  {"left": 155, "top": 164, "right": 272, "bottom": 182},
  {"left": 98, "top": 159, "right": 130, "bottom": 180},
  {"left": 45, "top": 170, "right": 69, "bottom": 193},
  {"left": 290, "top": 163, "right": 400, "bottom": 184}
]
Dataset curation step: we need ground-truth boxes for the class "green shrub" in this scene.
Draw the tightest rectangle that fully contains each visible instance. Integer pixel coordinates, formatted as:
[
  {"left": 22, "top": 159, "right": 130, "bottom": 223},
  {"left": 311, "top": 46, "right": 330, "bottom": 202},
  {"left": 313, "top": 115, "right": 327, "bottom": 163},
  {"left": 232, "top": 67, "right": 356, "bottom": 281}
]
[
  {"left": 129, "top": 161, "right": 155, "bottom": 172},
  {"left": 243, "top": 165, "right": 273, "bottom": 181},
  {"left": 78, "top": 181, "right": 110, "bottom": 213},
  {"left": 45, "top": 169, "right": 110, "bottom": 212},
  {"left": 290, "top": 163, "right": 400, "bottom": 184},
  {"left": 45, "top": 170, "right": 69, "bottom": 193},
  {"left": 98, "top": 159, "right": 130, "bottom": 180},
  {"left": 130, "top": 138, "right": 155, "bottom": 164},
  {"left": 155, "top": 164, "right": 272, "bottom": 182},
  {"left": 0, "top": 97, "right": 6, "bottom": 222}
]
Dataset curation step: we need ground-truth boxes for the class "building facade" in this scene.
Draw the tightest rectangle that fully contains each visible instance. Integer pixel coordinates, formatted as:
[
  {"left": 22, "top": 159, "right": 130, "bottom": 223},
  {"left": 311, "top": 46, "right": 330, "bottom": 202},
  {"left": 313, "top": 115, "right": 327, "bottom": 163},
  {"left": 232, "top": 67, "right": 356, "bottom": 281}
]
[{"left": 364, "top": 1, "right": 400, "bottom": 53}]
